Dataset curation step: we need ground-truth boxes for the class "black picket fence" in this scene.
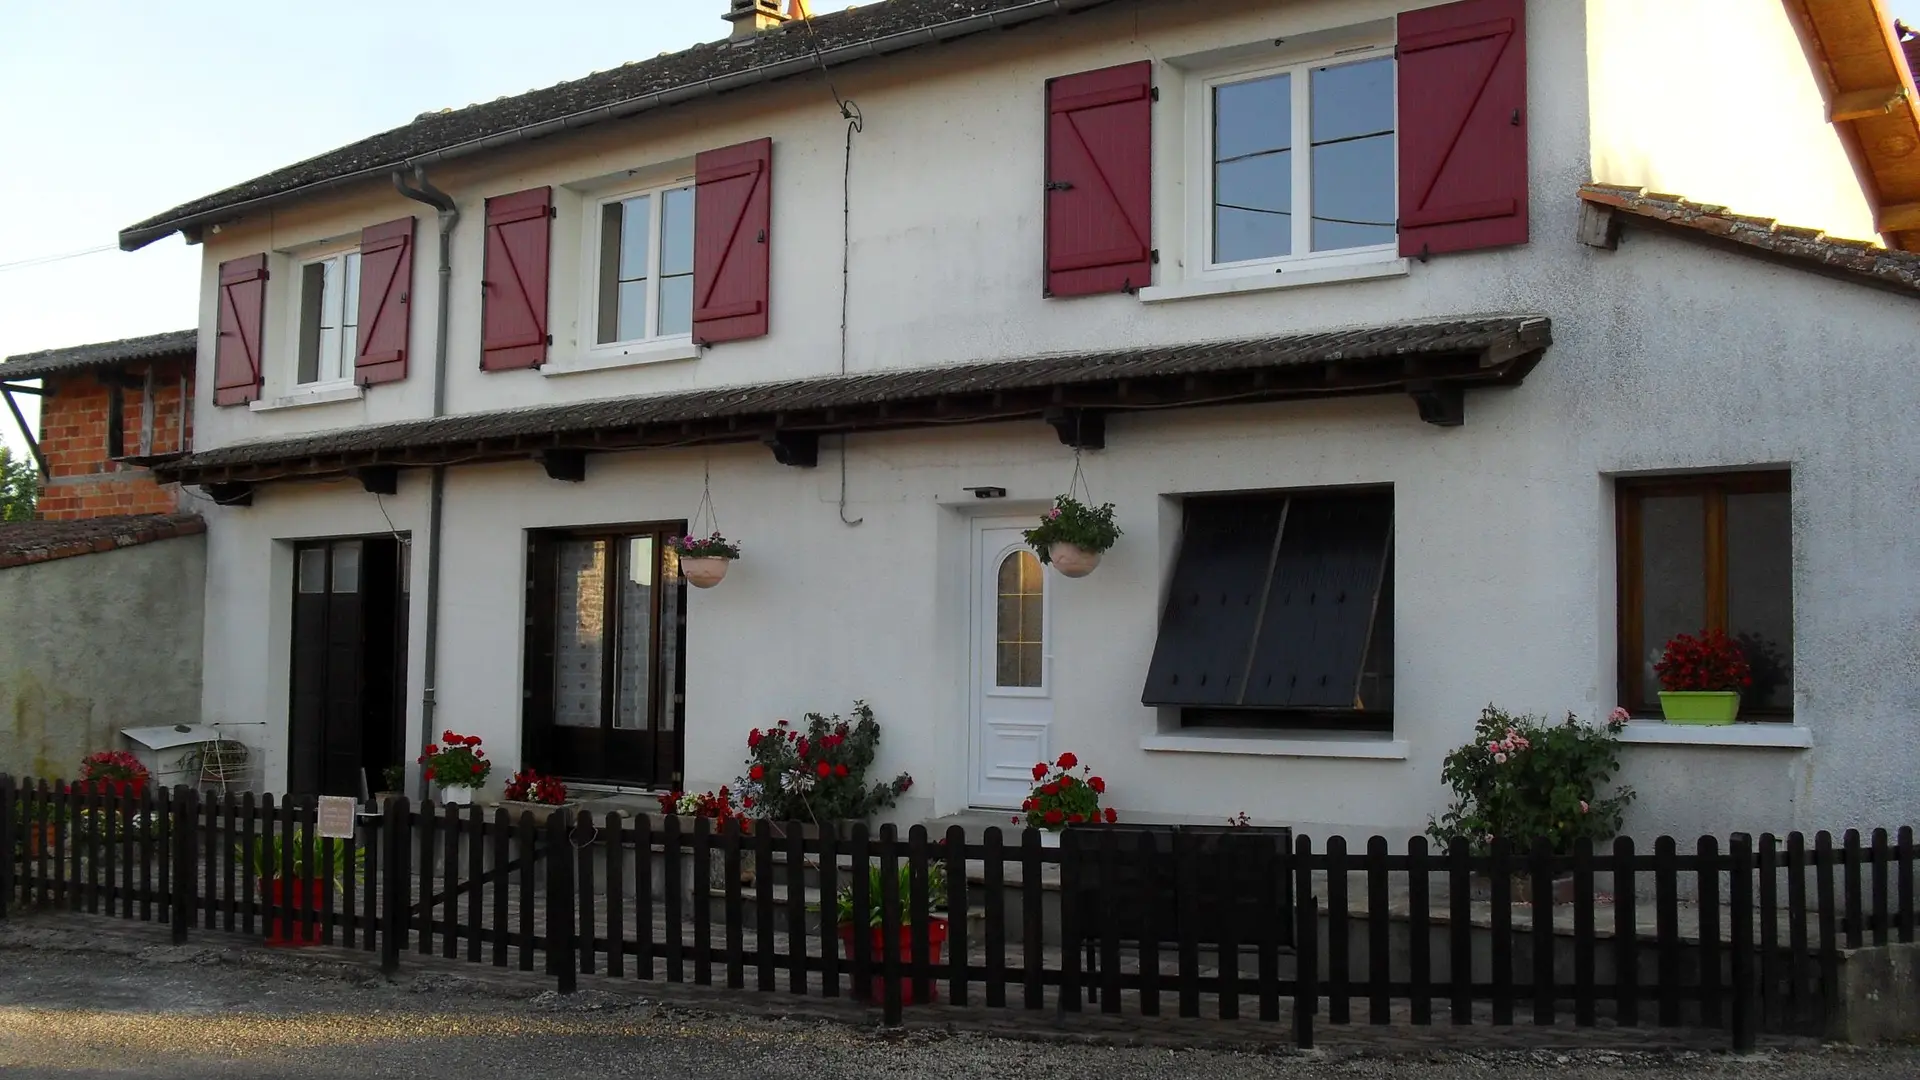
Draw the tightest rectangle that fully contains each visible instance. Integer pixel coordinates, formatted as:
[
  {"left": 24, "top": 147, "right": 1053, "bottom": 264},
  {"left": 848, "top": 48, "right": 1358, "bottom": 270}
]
[{"left": 3, "top": 774, "right": 1916, "bottom": 1050}]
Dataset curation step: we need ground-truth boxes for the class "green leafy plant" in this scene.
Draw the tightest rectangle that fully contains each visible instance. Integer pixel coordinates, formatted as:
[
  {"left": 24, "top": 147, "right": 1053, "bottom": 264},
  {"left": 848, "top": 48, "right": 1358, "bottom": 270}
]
[
  {"left": 0, "top": 446, "right": 37, "bottom": 522},
  {"left": 1019, "top": 752, "right": 1115, "bottom": 830},
  {"left": 380, "top": 765, "right": 405, "bottom": 793},
  {"left": 418, "top": 730, "right": 490, "bottom": 789},
  {"left": 1427, "top": 705, "right": 1635, "bottom": 856},
  {"left": 833, "top": 862, "right": 948, "bottom": 929},
  {"left": 672, "top": 531, "right": 741, "bottom": 560},
  {"left": 737, "top": 701, "right": 913, "bottom": 823},
  {"left": 236, "top": 831, "right": 362, "bottom": 888},
  {"left": 1022, "top": 495, "right": 1120, "bottom": 563}
]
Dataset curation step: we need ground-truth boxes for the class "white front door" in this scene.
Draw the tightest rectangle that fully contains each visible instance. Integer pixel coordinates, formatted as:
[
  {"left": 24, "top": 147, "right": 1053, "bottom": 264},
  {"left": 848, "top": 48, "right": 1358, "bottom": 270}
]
[{"left": 969, "top": 520, "right": 1054, "bottom": 809}]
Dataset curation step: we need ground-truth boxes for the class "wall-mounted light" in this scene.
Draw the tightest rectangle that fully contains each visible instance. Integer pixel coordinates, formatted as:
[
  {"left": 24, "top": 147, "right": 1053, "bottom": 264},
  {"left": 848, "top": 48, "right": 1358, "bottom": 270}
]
[{"left": 963, "top": 486, "right": 1006, "bottom": 499}]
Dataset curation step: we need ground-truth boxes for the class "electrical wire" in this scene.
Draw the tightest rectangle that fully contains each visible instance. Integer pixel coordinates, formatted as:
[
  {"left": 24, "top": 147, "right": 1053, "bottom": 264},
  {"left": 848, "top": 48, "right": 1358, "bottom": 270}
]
[{"left": 0, "top": 244, "right": 116, "bottom": 274}]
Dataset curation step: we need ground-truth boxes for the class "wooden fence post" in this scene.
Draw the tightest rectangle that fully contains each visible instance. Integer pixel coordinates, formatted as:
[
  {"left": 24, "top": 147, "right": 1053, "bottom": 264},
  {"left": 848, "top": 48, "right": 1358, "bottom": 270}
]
[
  {"left": 1729, "top": 833, "right": 1756, "bottom": 1053},
  {"left": 381, "top": 797, "right": 408, "bottom": 976},
  {"left": 547, "top": 809, "right": 577, "bottom": 995},
  {"left": 170, "top": 786, "right": 196, "bottom": 944},
  {"left": 0, "top": 774, "right": 12, "bottom": 921}
]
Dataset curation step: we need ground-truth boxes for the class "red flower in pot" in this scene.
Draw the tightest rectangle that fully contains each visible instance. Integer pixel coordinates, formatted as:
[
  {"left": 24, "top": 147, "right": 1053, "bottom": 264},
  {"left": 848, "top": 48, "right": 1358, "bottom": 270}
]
[
  {"left": 78, "top": 750, "right": 149, "bottom": 800},
  {"left": 832, "top": 862, "right": 950, "bottom": 1005}
]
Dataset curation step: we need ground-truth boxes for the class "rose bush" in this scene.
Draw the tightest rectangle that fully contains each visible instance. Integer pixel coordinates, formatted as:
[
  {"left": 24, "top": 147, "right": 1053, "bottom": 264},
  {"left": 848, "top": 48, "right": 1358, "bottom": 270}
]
[
  {"left": 1427, "top": 705, "right": 1635, "bottom": 856},
  {"left": 734, "top": 701, "right": 912, "bottom": 823}
]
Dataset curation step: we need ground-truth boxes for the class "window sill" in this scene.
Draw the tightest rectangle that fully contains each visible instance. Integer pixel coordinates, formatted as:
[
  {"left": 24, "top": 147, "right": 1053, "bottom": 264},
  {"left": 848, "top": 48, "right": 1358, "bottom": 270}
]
[
  {"left": 1137, "top": 258, "right": 1409, "bottom": 304},
  {"left": 248, "top": 385, "right": 364, "bottom": 412},
  {"left": 1616, "top": 721, "right": 1812, "bottom": 749},
  {"left": 1141, "top": 729, "right": 1408, "bottom": 760},
  {"left": 546, "top": 338, "right": 699, "bottom": 376}
]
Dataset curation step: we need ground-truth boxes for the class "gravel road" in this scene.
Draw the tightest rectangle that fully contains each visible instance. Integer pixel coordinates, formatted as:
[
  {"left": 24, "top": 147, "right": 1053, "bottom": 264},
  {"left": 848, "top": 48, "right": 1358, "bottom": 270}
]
[{"left": 1, "top": 920, "right": 1915, "bottom": 1080}]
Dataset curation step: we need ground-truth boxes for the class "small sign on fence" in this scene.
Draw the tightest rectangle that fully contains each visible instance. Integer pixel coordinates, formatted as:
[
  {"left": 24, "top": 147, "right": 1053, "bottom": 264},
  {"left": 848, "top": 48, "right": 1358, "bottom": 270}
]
[{"left": 316, "top": 795, "right": 357, "bottom": 839}]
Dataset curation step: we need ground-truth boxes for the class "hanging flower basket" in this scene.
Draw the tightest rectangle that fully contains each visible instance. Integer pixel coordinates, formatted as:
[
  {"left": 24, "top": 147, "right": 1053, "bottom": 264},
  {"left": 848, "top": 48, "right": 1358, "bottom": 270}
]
[
  {"left": 673, "top": 532, "right": 740, "bottom": 590},
  {"left": 1024, "top": 496, "right": 1120, "bottom": 578}
]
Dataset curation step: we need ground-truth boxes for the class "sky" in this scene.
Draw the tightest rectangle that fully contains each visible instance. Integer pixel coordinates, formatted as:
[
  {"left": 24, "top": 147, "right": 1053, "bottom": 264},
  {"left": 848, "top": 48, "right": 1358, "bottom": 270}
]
[{"left": 2, "top": 0, "right": 1918, "bottom": 457}]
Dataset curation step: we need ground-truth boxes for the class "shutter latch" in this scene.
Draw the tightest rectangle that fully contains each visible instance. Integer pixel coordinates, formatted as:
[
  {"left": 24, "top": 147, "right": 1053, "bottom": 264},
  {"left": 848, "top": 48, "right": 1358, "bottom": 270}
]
[{"left": 1045, "top": 180, "right": 1075, "bottom": 192}]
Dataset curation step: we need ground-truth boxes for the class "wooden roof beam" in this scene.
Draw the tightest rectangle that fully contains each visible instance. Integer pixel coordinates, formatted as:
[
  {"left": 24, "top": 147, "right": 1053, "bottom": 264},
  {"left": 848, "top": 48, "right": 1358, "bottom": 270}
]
[{"left": 1829, "top": 84, "right": 1909, "bottom": 121}]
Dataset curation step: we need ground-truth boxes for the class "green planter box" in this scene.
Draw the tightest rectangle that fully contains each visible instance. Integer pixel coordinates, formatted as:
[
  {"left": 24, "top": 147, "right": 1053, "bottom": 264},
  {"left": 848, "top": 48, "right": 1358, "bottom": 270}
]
[{"left": 1658, "top": 690, "right": 1741, "bottom": 725}]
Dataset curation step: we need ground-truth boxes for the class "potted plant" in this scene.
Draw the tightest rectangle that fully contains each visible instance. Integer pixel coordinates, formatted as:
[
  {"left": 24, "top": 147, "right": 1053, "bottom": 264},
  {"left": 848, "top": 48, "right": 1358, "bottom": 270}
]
[
  {"left": 418, "top": 730, "right": 491, "bottom": 804},
  {"left": 78, "top": 751, "right": 149, "bottom": 800},
  {"left": 672, "top": 531, "right": 740, "bottom": 589},
  {"left": 372, "top": 765, "right": 406, "bottom": 806},
  {"left": 1017, "top": 752, "right": 1115, "bottom": 846},
  {"left": 1022, "top": 495, "right": 1120, "bottom": 578},
  {"left": 734, "top": 702, "right": 914, "bottom": 833},
  {"left": 1654, "top": 630, "right": 1752, "bottom": 725},
  {"left": 238, "top": 830, "right": 361, "bottom": 946},
  {"left": 834, "top": 862, "right": 950, "bottom": 1004},
  {"left": 500, "top": 769, "right": 575, "bottom": 826},
  {"left": 656, "top": 787, "right": 753, "bottom": 888},
  {"left": 1428, "top": 706, "right": 1636, "bottom": 903}
]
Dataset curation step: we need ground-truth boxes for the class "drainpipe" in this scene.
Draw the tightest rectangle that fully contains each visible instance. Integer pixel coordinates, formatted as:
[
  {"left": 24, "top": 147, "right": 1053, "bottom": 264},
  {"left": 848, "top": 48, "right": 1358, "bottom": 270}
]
[{"left": 394, "top": 166, "right": 457, "bottom": 800}]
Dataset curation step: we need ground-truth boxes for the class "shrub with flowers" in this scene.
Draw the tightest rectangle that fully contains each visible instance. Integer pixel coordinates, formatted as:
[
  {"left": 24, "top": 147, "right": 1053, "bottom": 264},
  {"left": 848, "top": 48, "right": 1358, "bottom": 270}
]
[
  {"left": 1427, "top": 705, "right": 1635, "bottom": 856},
  {"left": 79, "top": 750, "right": 149, "bottom": 789},
  {"left": 1022, "top": 495, "right": 1121, "bottom": 564},
  {"left": 672, "top": 531, "right": 741, "bottom": 560},
  {"left": 735, "top": 701, "right": 912, "bottom": 823},
  {"left": 417, "top": 730, "right": 491, "bottom": 790},
  {"left": 1654, "top": 629, "right": 1752, "bottom": 693},
  {"left": 1019, "top": 752, "right": 1116, "bottom": 831},
  {"left": 655, "top": 787, "right": 753, "bottom": 833},
  {"left": 502, "top": 769, "right": 569, "bottom": 806}
]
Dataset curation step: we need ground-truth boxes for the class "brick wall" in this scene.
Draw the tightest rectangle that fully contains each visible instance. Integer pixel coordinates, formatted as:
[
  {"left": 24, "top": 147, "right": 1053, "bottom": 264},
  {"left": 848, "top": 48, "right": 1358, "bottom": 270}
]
[{"left": 36, "top": 356, "right": 194, "bottom": 521}]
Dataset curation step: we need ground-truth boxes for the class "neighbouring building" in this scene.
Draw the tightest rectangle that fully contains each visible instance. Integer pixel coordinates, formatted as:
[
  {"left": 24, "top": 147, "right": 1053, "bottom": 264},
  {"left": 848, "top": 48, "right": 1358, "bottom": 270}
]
[{"left": 111, "top": 0, "right": 1920, "bottom": 841}]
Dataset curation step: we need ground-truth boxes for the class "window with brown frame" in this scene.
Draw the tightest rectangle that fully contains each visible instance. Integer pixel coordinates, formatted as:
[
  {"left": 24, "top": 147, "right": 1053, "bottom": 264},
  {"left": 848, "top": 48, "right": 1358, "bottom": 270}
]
[{"left": 1616, "top": 472, "right": 1792, "bottom": 718}]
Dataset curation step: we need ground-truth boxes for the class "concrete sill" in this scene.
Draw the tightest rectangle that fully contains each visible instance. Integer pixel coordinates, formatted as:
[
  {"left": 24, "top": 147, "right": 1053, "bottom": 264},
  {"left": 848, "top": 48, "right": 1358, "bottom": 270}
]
[
  {"left": 248, "top": 385, "right": 364, "bottom": 411},
  {"left": 1141, "top": 729, "right": 1409, "bottom": 760},
  {"left": 1616, "top": 721, "right": 1812, "bottom": 749},
  {"left": 546, "top": 338, "right": 699, "bottom": 376},
  {"left": 1138, "top": 258, "right": 1409, "bottom": 303}
]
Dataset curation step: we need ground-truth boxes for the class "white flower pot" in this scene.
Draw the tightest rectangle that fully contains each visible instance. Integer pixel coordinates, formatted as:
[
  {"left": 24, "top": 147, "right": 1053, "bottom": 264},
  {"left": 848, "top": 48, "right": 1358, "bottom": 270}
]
[
  {"left": 681, "top": 556, "right": 731, "bottom": 589},
  {"left": 437, "top": 784, "right": 475, "bottom": 806},
  {"left": 1039, "top": 829, "right": 1063, "bottom": 849},
  {"left": 1047, "top": 542, "right": 1102, "bottom": 578}
]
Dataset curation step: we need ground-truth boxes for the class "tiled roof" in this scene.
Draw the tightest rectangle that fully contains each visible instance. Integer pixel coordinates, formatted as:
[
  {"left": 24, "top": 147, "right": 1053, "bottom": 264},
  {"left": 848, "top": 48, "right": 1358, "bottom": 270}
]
[
  {"left": 0, "top": 330, "right": 198, "bottom": 382},
  {"left": 0, "top": 514, "right": 204, "bottom": 571},
  {"left": 1578, "top": 185, "right": 1920, "bottom": 297},
  {"left": 119, "top": 0, "right": 1124, "bottom": 250},
  {"left": 156, "top": 316, "right": 1550, "bottom": 483}
]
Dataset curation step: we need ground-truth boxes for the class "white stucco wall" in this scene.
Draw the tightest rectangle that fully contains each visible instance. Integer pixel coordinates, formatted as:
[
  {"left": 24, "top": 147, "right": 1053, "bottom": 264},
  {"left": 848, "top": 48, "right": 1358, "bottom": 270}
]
[
  {"left": 186, "top": 0, "right": 1920, "bottom": 840},
  {"left": 1586, "top": 0, "right": 1878, "bottom": 242}
]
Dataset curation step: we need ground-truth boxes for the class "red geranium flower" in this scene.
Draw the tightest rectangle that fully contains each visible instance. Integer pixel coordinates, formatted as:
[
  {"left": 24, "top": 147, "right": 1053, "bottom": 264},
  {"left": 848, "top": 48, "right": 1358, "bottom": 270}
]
[
  {"left": 1104, "top": 807, "right": 1117, "bottom": 823},
  {"left": 1089, "top": 776, "right": 1105, "bottom": 794},
  {"left": 1056, "top": 752, "right": 1078, "bottom": 770},
  {"left": 749, "top": 764, "right": 765, "bottom": 781},
  {"left": 1044, "top": 808, "right": 1064, "bottom": 825},
  {"left": 816, "top": 761, "right": 831, "bottom": 777},
  {"left": 1031, "top": 762, "right": 1048, "bottom": 780},
  {"left": 834, "top": 763, "right": 849, "bottom": 778},
  {"left": 748, "top": 729, "right": 762, "bottom": 748}
]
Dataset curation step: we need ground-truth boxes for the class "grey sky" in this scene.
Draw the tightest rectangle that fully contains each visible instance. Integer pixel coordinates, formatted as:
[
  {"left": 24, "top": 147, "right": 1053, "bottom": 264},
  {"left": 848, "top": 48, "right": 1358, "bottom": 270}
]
[{"left": 1, "top": 0, "right": 1916, "bottom": 456}]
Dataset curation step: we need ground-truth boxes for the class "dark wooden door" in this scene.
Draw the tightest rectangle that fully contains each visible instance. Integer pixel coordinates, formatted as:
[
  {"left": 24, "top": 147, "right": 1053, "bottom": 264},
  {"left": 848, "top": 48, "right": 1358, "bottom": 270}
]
[
  {"left": 288, "top": 538, "right": 404, "bottom": 798},
  {"left": 525, "top": 527, "right": 685, "bottom": 788}
]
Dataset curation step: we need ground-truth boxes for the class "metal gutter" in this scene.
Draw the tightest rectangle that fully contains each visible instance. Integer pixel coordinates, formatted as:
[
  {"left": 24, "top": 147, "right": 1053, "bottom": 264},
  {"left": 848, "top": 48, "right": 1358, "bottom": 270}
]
[{"left": 118, "top": 0, "right": 1114, "bottom": 251}]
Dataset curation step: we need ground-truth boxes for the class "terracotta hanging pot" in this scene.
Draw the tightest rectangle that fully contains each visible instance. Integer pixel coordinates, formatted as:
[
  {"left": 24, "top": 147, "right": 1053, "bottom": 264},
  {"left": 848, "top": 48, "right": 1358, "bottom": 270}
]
[
  {"left": 1047, "top": 542, "right": 1101, "bottom": 578},
  {"left": 681, "top": 556, "right": 731, "bottom": 589}
]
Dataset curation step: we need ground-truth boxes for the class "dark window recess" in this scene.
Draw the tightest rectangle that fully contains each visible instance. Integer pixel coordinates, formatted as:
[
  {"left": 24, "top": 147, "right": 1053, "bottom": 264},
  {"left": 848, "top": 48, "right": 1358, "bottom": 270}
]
[
  {"left": 1616, "top": 471, "right": 1792, "bottom": 718},
  {"left": 106, "top": 382, "right": 124, "bottom": 460},
  {"left": 523, "top": 523, "right": 688, "bottom": 788},
  {"left": 1143, "top": 489, "right": 1393, "bottom": 730}
]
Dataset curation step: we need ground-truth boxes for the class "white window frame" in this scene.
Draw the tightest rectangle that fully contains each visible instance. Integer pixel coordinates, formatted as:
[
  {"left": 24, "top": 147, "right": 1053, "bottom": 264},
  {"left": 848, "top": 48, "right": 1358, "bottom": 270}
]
[
  {"left": 578, "top": 175, "right": 696, "bottom": 361},
  {"left": 1184, "top": 37, "right": 1397, "bottom": 281},
  {"left": 285, "top": 243, "right": 362, "bottom": 391}
]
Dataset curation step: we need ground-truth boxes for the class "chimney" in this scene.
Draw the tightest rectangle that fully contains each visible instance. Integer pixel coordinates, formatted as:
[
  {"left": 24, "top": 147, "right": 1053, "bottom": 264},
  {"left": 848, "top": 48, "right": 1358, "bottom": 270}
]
[{"left": 725, "top": 0, "right": 786, "bottom": 38}]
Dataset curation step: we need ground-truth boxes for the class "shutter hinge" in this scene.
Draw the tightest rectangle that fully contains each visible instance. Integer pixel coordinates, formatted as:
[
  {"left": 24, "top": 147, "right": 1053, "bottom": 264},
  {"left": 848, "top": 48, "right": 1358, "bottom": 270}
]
[
  {"left": 548, "top": 206, "right": 557, "bottom": 218},
  {"left": 545, "top": 334, "right": 553, "bottom": 346},
  {"left": 1150, "top": 86, "right": 1159, "bottom": 101},
  {"left": 1150, "top": 248, "right": 1160, "bottom": 264},
  {"left": 1045, "top": 180, "right": 1074, "bottom": 192}
]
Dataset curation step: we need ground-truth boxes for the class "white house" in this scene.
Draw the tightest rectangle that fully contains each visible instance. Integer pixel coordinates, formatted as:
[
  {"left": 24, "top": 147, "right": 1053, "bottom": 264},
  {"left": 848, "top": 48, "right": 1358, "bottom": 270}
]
[{"left": 121, "top": 0, "right": 1920, "bottom": 841}]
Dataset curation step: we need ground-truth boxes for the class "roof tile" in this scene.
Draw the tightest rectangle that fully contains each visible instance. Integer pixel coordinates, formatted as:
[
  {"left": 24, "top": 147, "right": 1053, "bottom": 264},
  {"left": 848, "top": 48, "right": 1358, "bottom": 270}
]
[
  {"left": 0, "top": 330, "right": 197, "bottom": 381},
  {"left": 0, "top": 514, "right": 205, "bottom": 571}
]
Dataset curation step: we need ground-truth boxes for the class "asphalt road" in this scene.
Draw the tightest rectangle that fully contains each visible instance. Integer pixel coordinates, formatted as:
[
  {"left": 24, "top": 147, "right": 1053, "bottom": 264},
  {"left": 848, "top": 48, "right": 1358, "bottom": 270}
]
[{"left": 1, "top": 922, "right": 1916, "bottom": 1080}]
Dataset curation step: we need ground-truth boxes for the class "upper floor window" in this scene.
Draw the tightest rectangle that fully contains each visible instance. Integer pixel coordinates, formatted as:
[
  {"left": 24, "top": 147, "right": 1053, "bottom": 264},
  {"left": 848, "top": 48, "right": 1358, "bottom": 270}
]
[
  {"left": 593, "top": 183, "right": 695, "bottom": 347},
  {"left": 296, "top": 249, "right": 360, "bottom": 387},
  {"left": 1194, "top": 46, "right": 1395, "bottom": 274}
]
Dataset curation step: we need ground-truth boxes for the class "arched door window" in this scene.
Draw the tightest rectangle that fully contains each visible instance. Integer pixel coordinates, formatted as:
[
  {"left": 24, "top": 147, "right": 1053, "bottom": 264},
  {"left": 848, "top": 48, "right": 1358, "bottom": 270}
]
[{"left": 995, "top": 550, "right": 1045, "bottom": 688}]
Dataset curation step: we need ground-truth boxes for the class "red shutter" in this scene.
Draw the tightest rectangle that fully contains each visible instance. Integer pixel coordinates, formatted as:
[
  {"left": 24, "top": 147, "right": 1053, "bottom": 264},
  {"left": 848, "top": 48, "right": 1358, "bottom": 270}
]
[
  {"left": 481, "top": 187, "right": 552, "bottom": 370},
  {"left": 354, "top": 216, "right": 415, "bottom": 385},
  {"left": 1044, "top": 61, "right": 1153, "bottom": 298},
  {"left": 692, "top": 138, "right": 772, "bottom": 345},
  {"left": 213, "top": 254, "right": 268, "bottom": 406},
  {"left": 1397, "top": 0, "right": 1529, "bottom": 258}
]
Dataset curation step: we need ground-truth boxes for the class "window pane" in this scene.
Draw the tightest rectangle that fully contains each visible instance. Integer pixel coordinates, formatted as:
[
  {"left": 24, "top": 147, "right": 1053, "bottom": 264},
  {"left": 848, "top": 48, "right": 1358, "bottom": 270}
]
[
  {"left": 617, "top": 194, "right": 652, "bottom": 281},
  {"left": 1213, "top": 73, "right": 1292, "bottom": 263},
  {"left": 1311, "top": 59, "right": 1395, "bottom": 251},
  {"left": 330, "top": 542, "right": 361, "bottom": 594},
  {"left": 1637, "top": 495, "right": 1706, "bottom": 702},
  {"left": 659, "top": 186, "right": 694, "bottom": 277},
  {"left": 615, "top": 537, "right": 655, "bottom": 731},
  {"left": 1727, "top": 491, "right": 1792, "bottom": 709},
  {"left": 553, "top": 539, "right": 607, "bottom": 729},
  {"left": 616, "top": 281, "right": 649, "bottom": 342},
  {"left": 597, "top": 201, "right": 624, "bottom": 344},
  {"left": 658, "top": 274, "right": 693, "bottom": 337},
  {"left": 656, "top": 546, "right": 683, "bottom": 733},
  {"left": 297, "top": 262, "right": 325, "bottom": 385},
  {"left": 341, "top": 252, "right": 361, "bottom": 331},
  {"left": 995, "top": 550, "right": 1044, "bottom": 688},
  {"left": 297, "top": 547, "right": 327, "bottom": 594},
  {"left": 1311, "top": 57, "right": 1394, "bottom": 142}
]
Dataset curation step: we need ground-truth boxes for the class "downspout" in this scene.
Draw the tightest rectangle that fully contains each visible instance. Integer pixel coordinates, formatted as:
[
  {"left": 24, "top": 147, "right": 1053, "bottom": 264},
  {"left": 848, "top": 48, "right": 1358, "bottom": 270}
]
[{"left": 394, "top": 166, "right": 457, "bottom": 801}]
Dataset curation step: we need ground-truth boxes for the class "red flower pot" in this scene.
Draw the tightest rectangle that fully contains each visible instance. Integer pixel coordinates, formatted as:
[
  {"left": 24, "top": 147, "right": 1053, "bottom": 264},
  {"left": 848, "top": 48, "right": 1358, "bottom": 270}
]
[
  {"left": 259, "top": 877, "right": 329, "bottom": 947},
  {"left": 836, "top": 917, "right": 949, "bottom": 1004}
]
